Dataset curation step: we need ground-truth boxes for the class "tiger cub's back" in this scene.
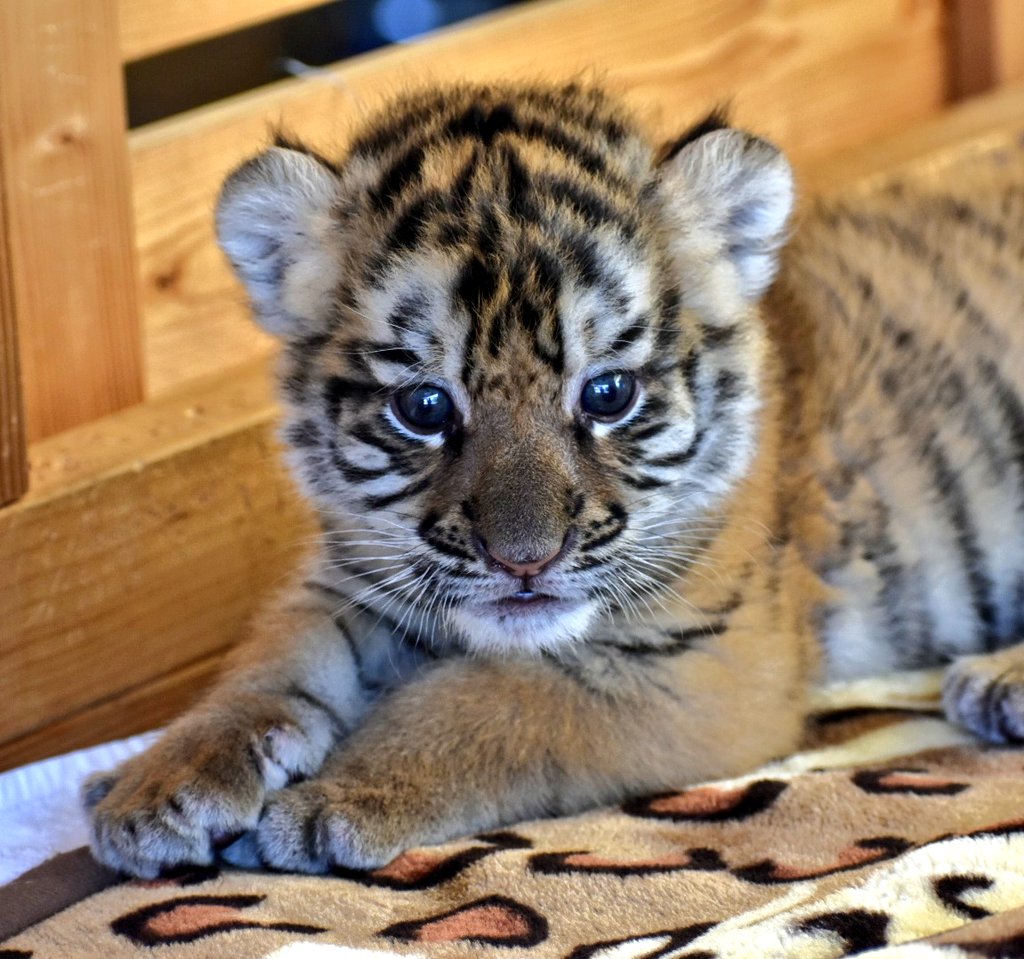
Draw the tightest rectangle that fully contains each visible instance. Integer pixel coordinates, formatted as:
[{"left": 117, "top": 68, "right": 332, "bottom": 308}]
[{"left": 771, "top": 158, "right": 1024, "bottom": 680}]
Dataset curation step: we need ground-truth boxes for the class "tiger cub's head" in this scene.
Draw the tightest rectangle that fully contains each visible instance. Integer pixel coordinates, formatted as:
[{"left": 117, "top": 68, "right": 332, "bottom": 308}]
[{"left": 217, "top": 82, "right": 792, "bottom": 655}]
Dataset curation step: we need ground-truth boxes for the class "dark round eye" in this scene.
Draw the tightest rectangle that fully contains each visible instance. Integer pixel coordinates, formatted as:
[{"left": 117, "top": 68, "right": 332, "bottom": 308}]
[
  {"left": 580, "top": 371, "right": 637, "bottom": 421},
  {"left": 391, "top": 384, "right": 456, "bottom": 435}
]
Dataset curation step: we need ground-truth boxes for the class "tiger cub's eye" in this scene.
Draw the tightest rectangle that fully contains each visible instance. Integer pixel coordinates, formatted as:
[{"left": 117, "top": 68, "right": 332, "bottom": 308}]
[
  {"left": 580, "top": 371, "right": 637, "bottom": 422},
  {"left": 391, "top": 384, "right": 456, "bottom": 435}
]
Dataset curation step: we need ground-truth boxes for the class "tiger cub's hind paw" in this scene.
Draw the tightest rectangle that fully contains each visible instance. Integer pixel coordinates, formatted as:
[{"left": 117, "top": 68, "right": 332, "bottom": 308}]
[{"left": 943, "top": 647, "right": 1024, "bottom": 744}]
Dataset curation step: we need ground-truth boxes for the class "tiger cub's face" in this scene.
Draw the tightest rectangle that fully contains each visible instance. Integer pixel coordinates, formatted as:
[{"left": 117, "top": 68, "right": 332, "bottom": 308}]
[{"left": 217, "top": 84, "right": 792, "bottom": 654}]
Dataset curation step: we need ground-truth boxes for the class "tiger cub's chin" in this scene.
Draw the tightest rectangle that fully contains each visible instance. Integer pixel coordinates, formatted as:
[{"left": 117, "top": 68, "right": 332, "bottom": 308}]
[{"left": 448, "top": 596, "right": 601, "bottom": 656}]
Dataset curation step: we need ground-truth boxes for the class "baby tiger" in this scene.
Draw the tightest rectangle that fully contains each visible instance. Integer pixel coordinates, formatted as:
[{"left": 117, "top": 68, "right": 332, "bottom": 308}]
[{"left": 84, "top": 81, "right": 1024, "bottom": 877}]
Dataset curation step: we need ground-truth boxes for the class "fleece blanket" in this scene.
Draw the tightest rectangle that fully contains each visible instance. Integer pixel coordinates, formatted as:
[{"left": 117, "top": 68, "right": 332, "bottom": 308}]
[{"left": 4, "top": 672, "right": 1024, "bottom": 958}]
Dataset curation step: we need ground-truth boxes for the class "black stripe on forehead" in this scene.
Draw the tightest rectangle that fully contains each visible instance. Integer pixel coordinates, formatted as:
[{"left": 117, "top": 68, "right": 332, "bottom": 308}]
[
  {"left": 518, "top": 84, "right": 629, "bottom": 144},
  {"left": 386, "top": 191, "right": 439, "bottom": 255},
  {"left": 455, "top": 255, "right": 499, "bottom": 313},
  {"left": 351, "top": 83, "right": 629, "bottom": 159},
  {"left": 535, "top": 172, "right": 639, "bottom": 237},
  {"left": 444, "top": 101, "right": 628, "bottom": 187},
  {"left": 464, "top": 268, "right": 566, "bottom": 384},
  {"left": 517, "top": 296, "right": 564, "bottom": 375},
  {"left": 530, "top": 244, "right": 563, "bottom": 294},
  {"left": 450, "top": 147, "right": 481, "bottom": 210},
  {"left": 369, "top": 142, "right": 426, "bottom": 212},
  {"left": 503, "top": 144, "right": 540, "bottom": 222},
  {"left": 362, "top": 94, "right": 640, "bottom": 221},
  {"left": 369, "top": 346, "right": 422, "bottom": 367},
  {"left": 444, "top": 101, "right": 518, "bottom": 144}
]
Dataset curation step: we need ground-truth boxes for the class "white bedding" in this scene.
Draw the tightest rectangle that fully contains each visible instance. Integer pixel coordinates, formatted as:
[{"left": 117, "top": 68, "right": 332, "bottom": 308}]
[{"left": 0, "top": 731, "right": 158, "bottom": 885}]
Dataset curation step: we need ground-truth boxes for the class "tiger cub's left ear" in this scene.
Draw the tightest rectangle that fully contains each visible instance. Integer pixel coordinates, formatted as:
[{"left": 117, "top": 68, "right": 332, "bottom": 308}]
[
  {"left": 216, "top": 143, "right": 343, "bottom": 338},
  {"left": 657, "top": 117, "right": 794, "bottom": 303}
]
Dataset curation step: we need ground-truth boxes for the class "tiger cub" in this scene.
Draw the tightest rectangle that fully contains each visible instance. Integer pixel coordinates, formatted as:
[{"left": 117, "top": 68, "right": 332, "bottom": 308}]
[{"left": 85, "top": 82, "right": 1024, "bottom": 877}]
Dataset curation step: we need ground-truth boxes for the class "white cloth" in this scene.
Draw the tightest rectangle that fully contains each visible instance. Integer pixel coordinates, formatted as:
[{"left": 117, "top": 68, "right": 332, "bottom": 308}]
[{"left": 0, "top": 731, "right": 158, "bottom": 885}]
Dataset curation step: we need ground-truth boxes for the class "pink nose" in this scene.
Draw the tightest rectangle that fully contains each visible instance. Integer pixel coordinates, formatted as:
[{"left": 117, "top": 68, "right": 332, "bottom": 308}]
[{"left": 475, "top": 536, "right": 565, "bottom": 578}]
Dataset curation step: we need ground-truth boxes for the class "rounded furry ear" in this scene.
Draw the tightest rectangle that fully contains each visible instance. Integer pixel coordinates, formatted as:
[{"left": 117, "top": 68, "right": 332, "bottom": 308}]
[
  {"left": 216, "top": 144, "right": 343, "bottom": 338},
  {"left": 658, "top": 118, "right": 794, "bottom": 303}
]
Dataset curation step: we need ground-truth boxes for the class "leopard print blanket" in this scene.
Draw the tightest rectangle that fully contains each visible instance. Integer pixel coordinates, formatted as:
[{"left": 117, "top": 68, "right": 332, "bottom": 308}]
[{"left": 4, "top": 672, "right": 1024, "bottom": 958}]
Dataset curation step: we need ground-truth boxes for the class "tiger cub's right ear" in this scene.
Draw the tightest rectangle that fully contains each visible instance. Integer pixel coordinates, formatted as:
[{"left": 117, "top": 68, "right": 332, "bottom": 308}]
[
  {"left": 656, "top": 111, "right": 793, "bottom": 306},
  {"left": 216, "top": 145, "right": 342, "bottom": 338}
]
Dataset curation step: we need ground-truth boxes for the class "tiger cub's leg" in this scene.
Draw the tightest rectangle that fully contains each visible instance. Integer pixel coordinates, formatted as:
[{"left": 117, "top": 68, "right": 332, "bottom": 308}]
[
  {"left": 254, "top": 643, "right": 805, "bottom": 873},
  {"left": 83, "top": 587, "right": 376, "bottom": 878},
  {"left": 943, "top": 642, "right": 1024, "bottom": 743}
]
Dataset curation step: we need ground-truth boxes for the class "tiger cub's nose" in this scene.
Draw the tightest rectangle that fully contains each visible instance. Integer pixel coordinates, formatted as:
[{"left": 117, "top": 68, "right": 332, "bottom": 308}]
[{"left": 473, "top": 533, "right": 570, "bottom": 578}]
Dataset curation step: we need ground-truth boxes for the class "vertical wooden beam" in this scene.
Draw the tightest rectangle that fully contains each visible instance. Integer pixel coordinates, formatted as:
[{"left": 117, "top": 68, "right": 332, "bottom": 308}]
[
  {"left": 0, "top": 0, "right": 144, "bottom": 442},
  {"left": 990, "top": 0, "right": 1024, "bottom": 88},
  {"left": 0, "top": 180, "right": 29, "bottom": 506},
  {"left": 946, "top": 0, "right": 1024, "bottom": 100}
]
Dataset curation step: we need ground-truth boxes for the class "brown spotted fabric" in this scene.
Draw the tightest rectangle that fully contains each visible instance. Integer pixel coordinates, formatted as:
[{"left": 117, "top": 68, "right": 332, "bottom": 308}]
[{"left": 4, "top": 673, "right": 1024, "bottom": 957}]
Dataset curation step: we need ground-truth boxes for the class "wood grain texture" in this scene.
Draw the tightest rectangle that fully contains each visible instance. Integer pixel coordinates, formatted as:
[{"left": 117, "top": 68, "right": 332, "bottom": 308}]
[
  {"left": 118, "top": 0, "right": 330, "bottom": 62},
  {"left": 0, "top": 653, "right": 222, "bottom": 772},
  {"left": 129, "top": 0, "right": 946, "bottom": 397},
  {"left": 0, "top": 359, "right": 314, "bottom": 760},
  {"left": 0, "top": 0, "right": 144, "bottom": 442},
  {"left": 801, "top": 80, "right": 1024, "bottom": 195},
  {"left": 0, "top": 163, "right": 29, "bottom": 506}
]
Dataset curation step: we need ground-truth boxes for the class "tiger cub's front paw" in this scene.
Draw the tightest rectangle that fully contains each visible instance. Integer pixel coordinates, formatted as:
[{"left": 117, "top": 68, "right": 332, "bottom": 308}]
[
  {"left": 943, "top": 649, "right": 1024, "bottom": 744},
  {"left": 85, "top": 707, "right": 334, "bottom": 878},
  {"left": 256, "top": 780, "right": 421, "bottom": 873}
]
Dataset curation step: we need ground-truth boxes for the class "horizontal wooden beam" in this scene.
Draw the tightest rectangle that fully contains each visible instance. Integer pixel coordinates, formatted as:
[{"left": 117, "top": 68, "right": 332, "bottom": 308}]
[
  {"left": 0, "top": 653, "right": 222, "bottom": 772},
  {"left": 1, "top": 360, "right": 314, "bottom": 758},
  {"left": 118, "top": 0, "right": 329, "bottom": 62},
  {"left": 7, "top": 77, "right": 1024, "bottom": 773},
  {"left": 799, "top": 80, "right": 1024, "bottom": 195},
  {"left": 129, "top": 0, "right": 946, "bottom": 397}
]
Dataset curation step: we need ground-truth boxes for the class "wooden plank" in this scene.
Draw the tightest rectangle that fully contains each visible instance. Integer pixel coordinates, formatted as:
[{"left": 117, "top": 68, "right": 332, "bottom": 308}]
[
  {"left": 0, "top": 0, "right": 144, "bottom": 442},
  {"left": 0, "top": 359, "right": 314, "bottom": 755},
  {"left": 0, "top": 161, "right": 29, "bottom": 507},
  {"left": 947, "top": 0, "right": 1024, "bottom": 100},
  {"left": 801, "top": 80, "right": 1024, "bottom": 194},
  {"left": 8, "top": 72, "right": 1023, "bottom": 773},
  {"left": 0, "top": 653, "right": 223, "bottom": 772},
  {"left": 130, "top": 0, "right": 947, "bottom": 397},
  {"left": 119, "top": 0, "right": 329, "bottom": 62}
]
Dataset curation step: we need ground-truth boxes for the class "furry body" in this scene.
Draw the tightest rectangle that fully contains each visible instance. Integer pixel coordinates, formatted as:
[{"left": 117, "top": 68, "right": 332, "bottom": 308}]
[{"left": 85, "top": 84, "right": 1024, "bottom": 877}]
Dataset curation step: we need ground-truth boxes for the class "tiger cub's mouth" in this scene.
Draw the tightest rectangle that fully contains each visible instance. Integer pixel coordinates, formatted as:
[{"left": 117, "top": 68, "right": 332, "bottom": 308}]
[{"left": 493, "top": 591, "right": 562, "bottom": 612}]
